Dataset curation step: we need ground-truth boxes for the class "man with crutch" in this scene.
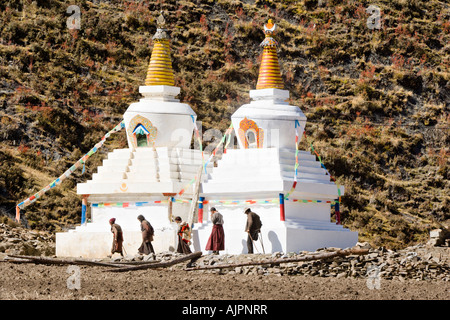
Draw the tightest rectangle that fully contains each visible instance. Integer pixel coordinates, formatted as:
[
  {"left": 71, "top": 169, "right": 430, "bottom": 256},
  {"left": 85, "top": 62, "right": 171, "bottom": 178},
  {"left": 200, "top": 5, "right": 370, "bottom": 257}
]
[{"left": 244, "top": 207, "right": 263, "bottom": 254}]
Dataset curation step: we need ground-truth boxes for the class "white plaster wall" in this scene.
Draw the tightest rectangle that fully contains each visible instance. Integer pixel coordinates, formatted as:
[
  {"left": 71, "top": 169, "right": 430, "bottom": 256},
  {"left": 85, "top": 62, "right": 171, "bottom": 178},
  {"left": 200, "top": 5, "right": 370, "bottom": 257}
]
[
  {"left": 56, "top": 200, "right": 357, "bottom": 257},
  {"left": 193, "top": 203, "right": 358, "bottom": 255},
  {"left": 193, "top": 220, "right": 358, "bottom": 255},
  {"left": 231, "top": 89, "right": 307, "bottom": 150},
  {"left": 56, "top": 201, "right": 195, "bottom": 258},
  {"left": 89, "top": 205, "right": 171, "bottom": 231},
  {"left": 56, "top": 228, "right": 178, "bottom": 258},
  {"left": 194, "top": 204, "right": 286, "bottom": 254},
  {"left": 285, "top": 228, "right": 359, "bottom": 253},
  {"left": 284, "top": 201, "right": 332, "bottom": 222},
  {"left": 124, "top": 98, "right": 196, "bottom": 149}
]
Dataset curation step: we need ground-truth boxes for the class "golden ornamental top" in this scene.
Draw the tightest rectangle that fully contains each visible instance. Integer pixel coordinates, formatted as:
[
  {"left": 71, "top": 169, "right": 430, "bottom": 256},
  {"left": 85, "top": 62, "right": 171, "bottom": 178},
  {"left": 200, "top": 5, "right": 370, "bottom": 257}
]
[
  {"left": 153, "top": 13, "right": 169, "bottom": 40},
  {"left": 260, "top": 19, "right": 278, "bottom": 47},
  {"left": 255, "top": 19, "right": 283, "bottom": 90},
  {"left": 264, "top": 19, "right": 276, "bottom": 33},
  {"left": 145, "top": 13, "right": 175, "bottom": 86}
]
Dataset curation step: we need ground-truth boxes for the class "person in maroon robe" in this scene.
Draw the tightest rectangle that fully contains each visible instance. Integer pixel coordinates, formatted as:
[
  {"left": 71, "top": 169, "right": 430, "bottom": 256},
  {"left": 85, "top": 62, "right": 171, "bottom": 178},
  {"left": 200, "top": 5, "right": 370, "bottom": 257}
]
[
  {"left": 109, "top": 218, "right": 124, "bottom": 256},
  {"left": 205, "top": 207, "right": 225, "bottom": 255},
  {"left": 174, "top": 216, "right": 192, "bottom": 254},
  {"left": 137, "top": 215, "right": 155, "bottom": 256},
  {"left": 244, "top": 207, "right": 262, "bottom": 254}
]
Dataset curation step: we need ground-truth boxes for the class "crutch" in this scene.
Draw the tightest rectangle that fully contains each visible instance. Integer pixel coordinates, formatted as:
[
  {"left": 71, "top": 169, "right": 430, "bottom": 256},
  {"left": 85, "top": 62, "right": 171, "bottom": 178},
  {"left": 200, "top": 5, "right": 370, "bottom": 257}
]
[
  {"left": 248, "top": 232, "right": 260, "bottom": 254},
  {"left": 259, "top": 230, "right": 266, "bottom": 254}
]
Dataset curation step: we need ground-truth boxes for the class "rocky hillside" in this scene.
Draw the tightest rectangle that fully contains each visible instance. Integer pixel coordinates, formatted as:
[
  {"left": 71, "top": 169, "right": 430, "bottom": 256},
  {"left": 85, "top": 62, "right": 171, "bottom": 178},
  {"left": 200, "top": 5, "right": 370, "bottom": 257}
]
[
  {"left": 181, "top": 243, "right": 450, "bottom": 281},
  {"left": 0, "top": 0, "right": 449, "bottom": 249},
  {"left": 0, "top": 219, "right": 55, "bottom": 256}
]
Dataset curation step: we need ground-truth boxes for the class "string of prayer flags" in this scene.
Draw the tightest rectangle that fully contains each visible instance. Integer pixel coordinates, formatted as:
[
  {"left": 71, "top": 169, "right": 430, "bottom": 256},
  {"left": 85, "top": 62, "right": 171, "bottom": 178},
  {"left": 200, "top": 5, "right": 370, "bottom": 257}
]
[
  {"left": 90, "top": 198, "right": 337, "bottom": 208},
  {"left": 284, "top": 120, "right": 302, "bottom": 200},
  {"left": 290, "top": 199, "right": 337, "bottom": 204},
  {"left": 223, "top": 124, "right": 234, "bottom": 154},
  {"left": 16, "top": 120, "right": 126, "bottom": 221},
  {"left": 176, "top": 177, "right": 197, "bottom": 197},
  {"left": 303, "top": 129, "right": 341, "bottom": 203},
  {"left": 91, "top": 200, "right": 171, "bottom": 208},
  {"left": 203, "top": 123, "right": 234, "bottom": 171},
  {"left": 172, "top": 122, "right": 234, "bottom": 203},
  {"left": 190, "top": 115, "right": 205, "bottom": 172}
]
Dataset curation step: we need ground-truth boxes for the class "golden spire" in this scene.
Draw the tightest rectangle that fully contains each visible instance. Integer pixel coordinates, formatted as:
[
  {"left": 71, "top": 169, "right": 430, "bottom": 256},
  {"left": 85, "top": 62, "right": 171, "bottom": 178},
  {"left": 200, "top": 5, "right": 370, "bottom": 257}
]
[
  {"left": 256, "top": 19, "right": 284, "bottom": 90},
  {"left": 145, "top": 14, "right": 175, "bottom": 86}
]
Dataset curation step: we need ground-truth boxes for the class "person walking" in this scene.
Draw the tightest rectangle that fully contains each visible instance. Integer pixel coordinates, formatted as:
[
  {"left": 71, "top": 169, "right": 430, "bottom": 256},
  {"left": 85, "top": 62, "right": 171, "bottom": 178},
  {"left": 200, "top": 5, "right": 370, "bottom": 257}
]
[
  {"left": 137, "top": 215, "right": 155, "bottom": 256},
  {"left": 109, "top": 218, "right": 124, "bottom": 257},
  {"left": 205, "top": 207, "right": 225, "bottom": 255},
  {"left": 174, "top": 216, "right": 192, "bottom": 254},
  {"left": 244, "top": 207, "right": 262, "bottom": 254}
]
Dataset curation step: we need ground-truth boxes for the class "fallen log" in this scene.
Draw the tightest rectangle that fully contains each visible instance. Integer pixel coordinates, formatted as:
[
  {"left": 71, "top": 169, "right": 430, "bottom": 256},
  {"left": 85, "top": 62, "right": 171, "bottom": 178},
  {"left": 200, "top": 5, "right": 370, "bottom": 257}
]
[
  {"left": 73, "top": 259, "right": 135, "bottom": 268},
  {"left": 184, "top": 248, "right": 369, "bottom": 271},
  {"left": 110, "top": 259, "right": 162, "bottom": 265},
  {"left": 0, "top": 258, "right": 39, "bottom": 264},
  {"left": 6, "top": 254, "right": 126, "bottom": 268},
  {"left": 7, "top": 254, "right": 80, "bottom": 265},
  {"left": 106, "top": 251, "right": 203, "bottom": 272}
]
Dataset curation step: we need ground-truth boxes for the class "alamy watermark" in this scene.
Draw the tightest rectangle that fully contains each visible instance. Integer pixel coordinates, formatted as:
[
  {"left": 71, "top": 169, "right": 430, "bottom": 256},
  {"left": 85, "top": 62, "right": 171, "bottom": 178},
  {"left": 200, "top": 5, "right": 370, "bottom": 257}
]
[
  {"left": 366, "top": 5, "right": 381, "bottom": 30},
  {"left": 67, "top": 5, "right": 81, "bottom": 30},
  {"left": 66, "top": 265, "right": 81, "bottom": 290},
  {"left": 366, "top": 263, "right": 385, "bottom": 290}
]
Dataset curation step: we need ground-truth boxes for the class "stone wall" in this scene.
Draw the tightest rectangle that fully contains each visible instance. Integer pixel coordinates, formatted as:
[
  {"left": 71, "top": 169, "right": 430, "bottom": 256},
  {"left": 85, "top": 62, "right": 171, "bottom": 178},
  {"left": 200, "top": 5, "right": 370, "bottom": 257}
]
[
  {"left": 0, "top": 223, "right": 55, "bottom": 256},
  {"left": 171, "top": 242, "right": 450, "bottom": 281}
]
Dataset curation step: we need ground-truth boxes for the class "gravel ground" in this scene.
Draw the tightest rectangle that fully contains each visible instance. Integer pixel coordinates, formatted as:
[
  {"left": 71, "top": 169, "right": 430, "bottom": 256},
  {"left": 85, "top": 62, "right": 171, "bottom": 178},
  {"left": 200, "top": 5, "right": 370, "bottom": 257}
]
[{"left": 0, "top": 260, "right": 448, "bottom": 300}]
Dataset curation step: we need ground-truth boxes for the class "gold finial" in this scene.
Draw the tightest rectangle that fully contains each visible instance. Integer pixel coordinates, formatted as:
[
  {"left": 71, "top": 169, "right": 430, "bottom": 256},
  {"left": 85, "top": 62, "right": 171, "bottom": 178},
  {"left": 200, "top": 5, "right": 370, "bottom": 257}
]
[
  {"left": 256, "top": 19, "right": 283, "bottom": 90},
  {"left": 145, "top": 13, "right": 175, "bottom": 86},
  {"left": 264, "top": 19, "right": 276, "bottom": 34},
  {"left": 157, "top": 13, "right": 166, "bottom": 27},
  {"left": 153, "top": 12, "right": 169, "bottom": 40}
]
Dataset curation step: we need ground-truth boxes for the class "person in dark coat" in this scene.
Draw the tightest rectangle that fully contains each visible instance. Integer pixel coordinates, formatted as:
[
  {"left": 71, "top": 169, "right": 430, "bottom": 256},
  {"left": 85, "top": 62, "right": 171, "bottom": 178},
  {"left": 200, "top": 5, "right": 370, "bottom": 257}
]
[
  {"left": 244, "top": 207, "right": 262, "bottom": 254},
  {"left": 205, "top": 207, "right": 225, "bottom": 255},
  {"left": 174, "top": 216, "right": 192, "bottom": 254},
  {"left": 137, "top": 215, "right": 155, "bottom": 256},
  {"left": 109, "top": 218, "right": 123, "bottom": 256}
]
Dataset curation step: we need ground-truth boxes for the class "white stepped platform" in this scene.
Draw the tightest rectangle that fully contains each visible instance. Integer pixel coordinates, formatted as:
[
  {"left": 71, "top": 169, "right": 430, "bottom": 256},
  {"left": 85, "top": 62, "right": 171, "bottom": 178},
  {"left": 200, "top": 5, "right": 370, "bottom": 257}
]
[
  {"left": 60, "top": 146, "right": 357, "bottom": 258},
  {"left": 192, "top": 204, "right": 358, "bottom": 254},
  {"left": 77, "top": 146, "right": 211, "bottom": 195},
  {"left": 193, "top": 147, "right": 358, "bottom": 254},
  {"left": 56, "top": 202, "right": 182, "bottom": 258},
  {"left": 201, "top": 148, "right": 340, "bottom": 198},
  {"left": 57, "top": 146, "right": 210, "bottom": 258}
]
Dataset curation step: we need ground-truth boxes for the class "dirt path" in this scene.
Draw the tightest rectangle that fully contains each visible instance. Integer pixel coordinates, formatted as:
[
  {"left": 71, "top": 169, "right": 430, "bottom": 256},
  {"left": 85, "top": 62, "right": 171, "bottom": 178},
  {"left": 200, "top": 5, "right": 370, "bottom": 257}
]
[{"left": 0, "top": 263, "right": 448, "bottom": 300}]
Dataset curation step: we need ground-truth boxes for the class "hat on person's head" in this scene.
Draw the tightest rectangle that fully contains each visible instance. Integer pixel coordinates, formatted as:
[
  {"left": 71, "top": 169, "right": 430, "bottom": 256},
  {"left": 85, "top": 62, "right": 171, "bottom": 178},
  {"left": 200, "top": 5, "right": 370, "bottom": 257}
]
[
  {"left": 210, "top": 207, "right": 216, "bottom": 212},
  {"left": 109, "top": 218, "right": 116, "bottom": 224},
  {"left": 174, "top": 216, "right": 182, "bottom": 222},
  {"left": 244, "top": 207, "right": 251, "bottom": 213}
]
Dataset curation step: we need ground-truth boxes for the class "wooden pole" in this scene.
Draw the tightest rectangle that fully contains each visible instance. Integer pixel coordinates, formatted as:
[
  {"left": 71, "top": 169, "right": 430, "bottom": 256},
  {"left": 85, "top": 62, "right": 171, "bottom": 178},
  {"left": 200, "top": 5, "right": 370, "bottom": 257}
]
[
  {"left": 105, "top": 251, "right": 202, "bottom": 272},
  {"left": 6, "top": 254, "right": 125, "bottom": 268},
  {"left": 4, "top": 255, "right": 162, "bottom": 267},
  {"left": 198, "top": 196, "right": 205, "bottom": 223},
  {"left": 279, "top": 193, "right": 285, "bottom": 221},
  {"left": 163, "top": 193, "right": 176, "bottom": 222},
  {"left": 187, "top": 166, "right": 203, "bottom": 227},
  {"left": 81, "top": 194, "right": 89, "bottom": 225},
  {"left": 184, "top": 249, "right": 369, "bottom": 271}
]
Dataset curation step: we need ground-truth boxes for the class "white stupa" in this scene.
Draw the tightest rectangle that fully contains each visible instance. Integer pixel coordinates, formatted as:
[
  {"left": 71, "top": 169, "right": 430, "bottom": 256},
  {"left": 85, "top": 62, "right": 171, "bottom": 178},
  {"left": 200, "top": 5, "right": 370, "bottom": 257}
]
[
  {"left": 56, "top": 18, "right": 357, "bottom": 258},
  {"left": 192, "top": 20, "right": 357, "bottom": 254},
  {"left": 56, "top": 15, "right": 212, "bottom": 258}
]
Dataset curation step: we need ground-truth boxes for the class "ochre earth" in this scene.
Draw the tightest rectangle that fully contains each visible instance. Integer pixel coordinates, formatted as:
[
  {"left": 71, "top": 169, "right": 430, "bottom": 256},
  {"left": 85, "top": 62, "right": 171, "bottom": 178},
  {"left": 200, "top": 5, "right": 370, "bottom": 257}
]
[{"left": 0, "top": 262, "right": 448, "bottom": 300}]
